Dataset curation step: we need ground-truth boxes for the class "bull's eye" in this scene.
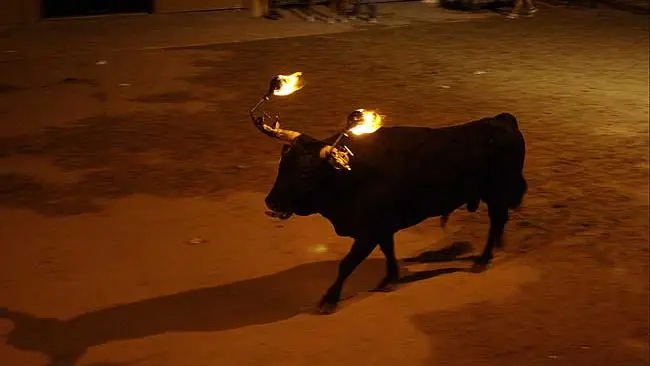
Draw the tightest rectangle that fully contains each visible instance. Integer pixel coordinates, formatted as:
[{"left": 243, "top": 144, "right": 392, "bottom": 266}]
[{"left": 299, "top": 155, "right": 313, "bottom": 166}]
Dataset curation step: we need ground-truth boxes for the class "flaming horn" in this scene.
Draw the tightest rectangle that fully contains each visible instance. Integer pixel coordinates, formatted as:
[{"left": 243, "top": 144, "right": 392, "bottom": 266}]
[
  {"left": 249, "top": 72, "right": 304, "bottom": 142},
  {"left": 324, "top": 109, "right": 383, "bottom": 171}
]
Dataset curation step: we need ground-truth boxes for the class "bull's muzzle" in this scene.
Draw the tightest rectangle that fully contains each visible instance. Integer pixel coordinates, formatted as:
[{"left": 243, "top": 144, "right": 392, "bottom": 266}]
[{"left": 264, "top": 197, "right": 294, "bottom": 220}]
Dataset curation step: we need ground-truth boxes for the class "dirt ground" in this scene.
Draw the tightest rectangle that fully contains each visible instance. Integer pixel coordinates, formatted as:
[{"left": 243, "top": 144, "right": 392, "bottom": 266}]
[{"left": 0, "top": 4, "right": 648, "bottom": 366}]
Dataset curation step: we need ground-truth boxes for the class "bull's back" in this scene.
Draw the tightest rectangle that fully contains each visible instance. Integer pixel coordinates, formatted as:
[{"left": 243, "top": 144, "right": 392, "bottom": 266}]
[
  {"left": 346, "top": 120, "right": 496, "bottom": 178},
  {"left": 343, "top": 114, "right": 526, "bottom": 221},
  {"left": 362, "top": 113, "right": 525, "bottom": 175},
  {"left": 343, "top": 121, "right": 495, "bottom": 225}
]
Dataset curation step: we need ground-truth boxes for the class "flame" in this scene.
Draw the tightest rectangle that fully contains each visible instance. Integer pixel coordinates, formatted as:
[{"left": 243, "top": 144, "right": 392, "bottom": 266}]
[
  {"left": 349, "top": 109, "right": 383, "bottom": 135},
  {"left": 273, "top": 72, "right": 304, "bottom": 96}
]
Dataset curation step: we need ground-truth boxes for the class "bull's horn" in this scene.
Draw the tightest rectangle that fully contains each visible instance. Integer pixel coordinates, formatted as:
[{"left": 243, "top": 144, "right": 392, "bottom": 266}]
[
  {"left": 320, "top": 144, "right": 352, "bottom": 170},
  {"left": 275, "top": 128, "right": 301, "bottom": 142},
  {"left": 254, "top": 117, "right": 301, "bottom": 142},
  {"left": 319, "top": 145, "right": 333, "bottom": 159}
]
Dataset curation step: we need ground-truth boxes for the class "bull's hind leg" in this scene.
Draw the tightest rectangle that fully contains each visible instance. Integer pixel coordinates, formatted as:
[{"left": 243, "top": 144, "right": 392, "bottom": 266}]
[
  {"left": 375, "top": 234, "right": 399, "bottom": 292},
  {"left": 472, "top": 203, "right": 509, "bottom": 273},
  {"left": 319, "top": 238, "right": 377, "bottom": 314}
]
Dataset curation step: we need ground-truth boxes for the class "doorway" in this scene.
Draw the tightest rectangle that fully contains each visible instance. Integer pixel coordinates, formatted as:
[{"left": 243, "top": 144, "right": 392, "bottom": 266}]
[{"left": 43, "top": 0, "right": 154, "bottom": 18}]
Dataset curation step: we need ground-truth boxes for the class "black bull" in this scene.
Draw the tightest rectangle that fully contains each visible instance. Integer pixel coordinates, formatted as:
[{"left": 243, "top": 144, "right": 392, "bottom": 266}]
[{"left": 263, "top": 112, "right": 528, "bottom": 314}]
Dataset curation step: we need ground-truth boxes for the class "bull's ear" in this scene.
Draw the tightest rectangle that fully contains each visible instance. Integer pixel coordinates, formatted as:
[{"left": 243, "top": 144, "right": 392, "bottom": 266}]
[
  {"left": 281, "top": 144, "right": 291, "bottom": 156},
  {"left": 319, "top": 146, "right": 333, "bottom": 159}
]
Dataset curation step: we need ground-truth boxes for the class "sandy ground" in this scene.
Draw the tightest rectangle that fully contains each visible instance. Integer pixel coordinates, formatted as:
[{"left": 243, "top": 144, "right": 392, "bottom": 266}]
[{"left": 0, "top": 3, "right": 648, "bottom": 366}]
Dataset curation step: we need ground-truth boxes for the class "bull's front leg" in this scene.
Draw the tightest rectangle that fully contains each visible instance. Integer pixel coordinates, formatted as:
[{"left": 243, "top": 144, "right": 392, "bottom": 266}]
[
  {"left": 374, "top": 234, "right": 400, "bottom": 292},
  {"left": 319, "top": 238, "right": 377, "bottom": 314},
  {"left": 472, "top": 203, "right": 509, "bottom": 273}
]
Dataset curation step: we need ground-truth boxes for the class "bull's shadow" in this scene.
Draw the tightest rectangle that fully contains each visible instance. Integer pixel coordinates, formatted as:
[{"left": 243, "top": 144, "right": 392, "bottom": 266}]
[{"left": 0, "top": 244, "right": 471, "bottom": 366}]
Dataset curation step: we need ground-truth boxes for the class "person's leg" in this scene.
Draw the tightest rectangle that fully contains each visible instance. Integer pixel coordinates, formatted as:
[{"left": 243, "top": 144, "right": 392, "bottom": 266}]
[
  {"left": 306, "top": 0, "right": 316, "bottom": 21},
  {"left": 367, "top": 0, "right": 378, "bottom": 22},
  {"left": 349, "top": 0, "right": 360, "bottom": 18},
  {"left": 508, "top": 0, "right": 524, "bottom": 18},
  {"left": 307, "top": 0, "right": 314, "bottom": 21},
  {"left": 337, "top": 0, "right": 350, "bottom": 21},
  {"left": 351, "top": 0, "right": 367, "bottom": 19},
  {"left": 264, "top": 0, "right": 283, "bottom": 20},
  {"left": 526, "top": 0, "right": 538, "bottom": 14}
]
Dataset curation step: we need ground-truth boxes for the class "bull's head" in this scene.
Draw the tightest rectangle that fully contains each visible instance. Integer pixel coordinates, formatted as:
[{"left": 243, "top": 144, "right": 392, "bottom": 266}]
[
  {"left": 251, "top": 73, "right": 382, "bottom": 220},
  {"left": 259, "top": 121, "right": 340, "bottom": 220}
]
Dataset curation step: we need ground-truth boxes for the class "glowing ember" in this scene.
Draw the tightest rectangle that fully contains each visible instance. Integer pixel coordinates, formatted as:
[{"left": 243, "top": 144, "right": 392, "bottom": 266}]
[
  {"left": 273, "top": 72, "right": 304, "bottom": 96},
  {"left": 309, "top": 244, "right": 329, "bottom": 254},
  {"left": 349, "top": 109, "right": 383, "bottom": 135}
]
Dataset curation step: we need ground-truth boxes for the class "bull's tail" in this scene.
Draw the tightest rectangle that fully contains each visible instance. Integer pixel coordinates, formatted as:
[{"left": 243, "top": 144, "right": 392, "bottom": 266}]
[
  {"left": 489, "top": 113, "right": 526, "bottom": 209},
  {"left": 507, "top": 173, "right": 528, "bottom": 210}
]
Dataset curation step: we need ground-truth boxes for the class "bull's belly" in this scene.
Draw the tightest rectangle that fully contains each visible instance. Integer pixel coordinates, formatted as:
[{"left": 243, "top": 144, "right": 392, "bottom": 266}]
[
  {"left": 324, "top": 203, "right": 453, "bottom": 238},
  {"left": 391, "top": 203, "right": 457, "bottom": 232},
  {"left": 324, "top": 183, "right": 481, "bottom": 238},
  {"left": 389, "top": 189, "right": 475, "bottom": 231}
]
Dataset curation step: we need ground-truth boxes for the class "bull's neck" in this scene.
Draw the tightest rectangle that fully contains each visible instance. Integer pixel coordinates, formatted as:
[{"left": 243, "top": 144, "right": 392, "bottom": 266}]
[{"left": 313, "top": 173, "right": 358, "bottom": 222}]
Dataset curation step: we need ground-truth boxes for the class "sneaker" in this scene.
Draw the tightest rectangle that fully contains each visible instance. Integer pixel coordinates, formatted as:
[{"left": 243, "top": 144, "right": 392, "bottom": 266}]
[
  {"left": 368, "top": 17, "right": 378, "bottom": 23},
  {"left": 264, "top": 12, "right": 283, "bottom": 20},
  {"left": 528, "top": 7, "right": 538, "bottom": 14},
  {"left": 506, "top": 13, "right": 519, "bottom": 19}
]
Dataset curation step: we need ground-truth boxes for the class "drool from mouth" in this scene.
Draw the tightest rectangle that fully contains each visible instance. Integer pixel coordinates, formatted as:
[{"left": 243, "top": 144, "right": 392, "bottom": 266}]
[{"left": 265, "top": 210, "right": 294, "bottom": 220}]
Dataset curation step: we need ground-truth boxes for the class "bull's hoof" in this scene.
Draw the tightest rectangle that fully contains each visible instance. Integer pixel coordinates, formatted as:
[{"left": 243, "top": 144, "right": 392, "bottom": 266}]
[
  {"left": 318, "top": 302, "right": 338, "bottom": 315},
  {"left": 318, "top": 294, "right": 339, "bottom": 315},
  {"left": 471, "top": 255, "right": 492, "bottom": 273},
  {"left": 374, "top": 283, "right": 399, "bottom": 292},
  {"left": 373, "top": 277, "right": 400, "bottom": 292},
  {"left": 471, "top": 263, "right": 488, "bottom": 273}
]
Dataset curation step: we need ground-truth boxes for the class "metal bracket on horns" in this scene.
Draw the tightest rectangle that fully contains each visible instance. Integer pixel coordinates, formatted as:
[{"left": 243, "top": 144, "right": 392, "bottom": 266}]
[{"left": 327, "top": 132, "right": 354, "bottom": 171}]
